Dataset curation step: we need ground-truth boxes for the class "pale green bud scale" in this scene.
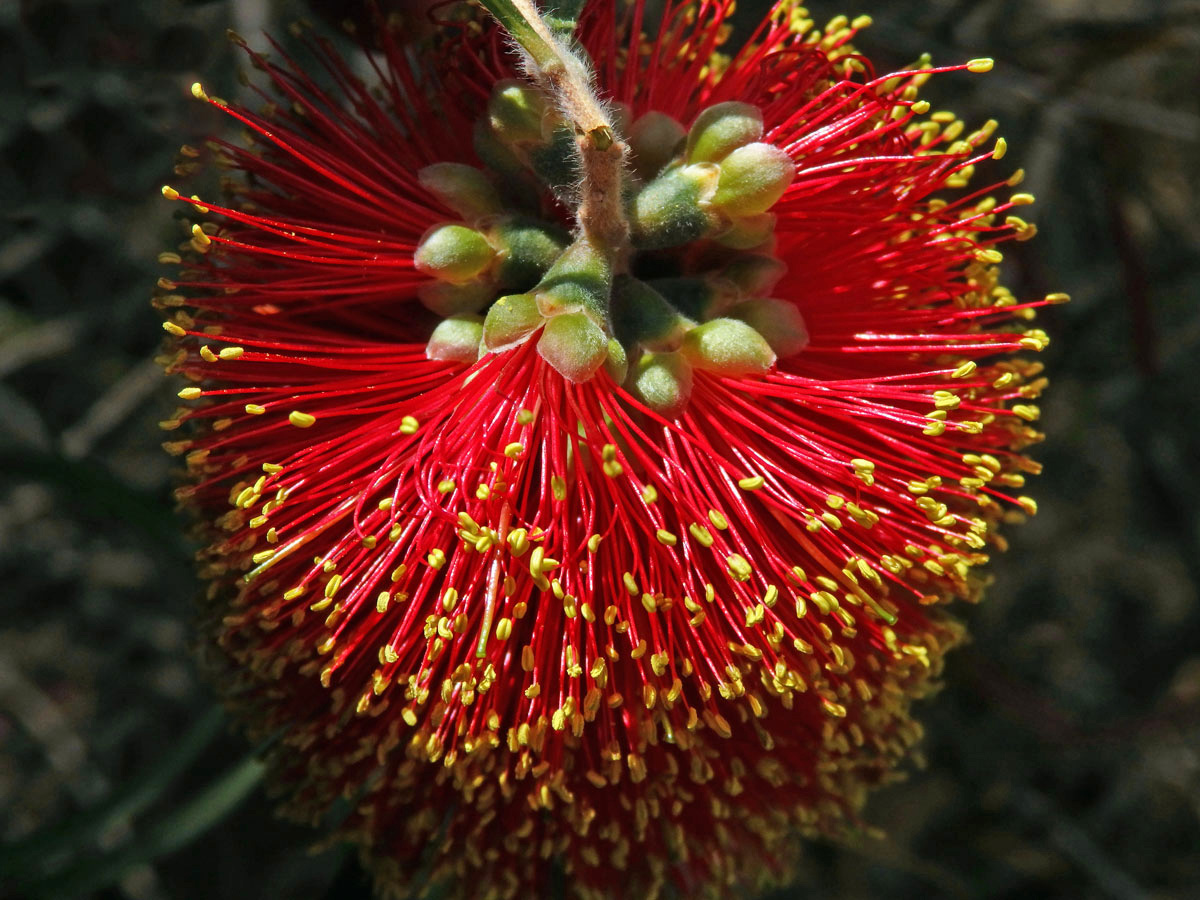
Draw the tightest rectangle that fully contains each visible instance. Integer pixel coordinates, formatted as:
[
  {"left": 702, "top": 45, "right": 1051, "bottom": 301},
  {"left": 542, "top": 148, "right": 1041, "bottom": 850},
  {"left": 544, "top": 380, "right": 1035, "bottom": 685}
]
[
  {"left": 427, "top": 315, "right": 485, "bottom": 365},
  {"left": 537, "top": 312, "right": 609, "bottom": 383},
  {"left": 711, "top": 142, "right": 795, "bottom": 217},
  {"left": 686, "top": 101, "right": 763, "bottom": 164},
  {"left": 681, "top": 317, "right": 776, "bottom": 376},
  {"left": 414, "top": 224, "right": 495, "bottom": 284},
  {"left": 631, "top": 351, "right": 694, "bottom": 418},
  {"left": 483, "top": 293, "right": 545, "bottom": 351}
]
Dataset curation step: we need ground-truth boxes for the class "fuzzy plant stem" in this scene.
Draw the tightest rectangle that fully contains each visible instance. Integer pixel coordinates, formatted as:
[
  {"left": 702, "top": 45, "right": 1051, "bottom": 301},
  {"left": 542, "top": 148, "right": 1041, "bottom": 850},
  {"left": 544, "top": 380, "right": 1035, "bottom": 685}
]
[{"left": 477, "top": 0, "right": 631, "bottom": 255}]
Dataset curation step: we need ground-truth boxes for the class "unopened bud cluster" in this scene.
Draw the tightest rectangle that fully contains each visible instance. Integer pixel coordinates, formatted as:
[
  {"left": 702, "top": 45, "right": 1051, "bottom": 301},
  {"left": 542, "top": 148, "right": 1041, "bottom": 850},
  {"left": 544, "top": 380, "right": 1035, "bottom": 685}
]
[{"left": 415, "top": 85, "right": 803, "bottom": 415}]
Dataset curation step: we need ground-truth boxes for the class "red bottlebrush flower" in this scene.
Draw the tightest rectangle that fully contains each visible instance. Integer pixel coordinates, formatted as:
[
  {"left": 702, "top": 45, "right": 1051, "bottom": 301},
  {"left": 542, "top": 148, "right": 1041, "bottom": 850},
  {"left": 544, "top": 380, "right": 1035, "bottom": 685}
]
[{"left": 157, "top": 2, "right": 1057, "bottom": 897}]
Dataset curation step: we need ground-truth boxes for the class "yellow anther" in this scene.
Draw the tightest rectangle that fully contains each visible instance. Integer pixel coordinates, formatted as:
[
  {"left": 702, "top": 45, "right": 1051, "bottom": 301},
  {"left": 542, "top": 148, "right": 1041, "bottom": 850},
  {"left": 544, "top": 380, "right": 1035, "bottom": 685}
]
[
  {"left": 911, "top": 99, "right": 930, "bottom": 115},
  {"left": 288, "top": 411, "right": 316, "bottom": 428},
  {"left": 1018, "top": 496, "right": 1038, "bottom": 515},
  {"left": 952, "top": 361, "right": 977, "bottom": 379},
  {"left": 244, "top": 403, "right": 266, "bottom": 415},
  {"left": 218, "top": 346, "right": 244, "bottom": 360},
  {"left": 199, "top": 345, "right": 217, "bottom": 362},
  {"left": 738, "top": 475, "right": 765, "bottom": 491},
  {"left": 992, "top": 137, "right": 1007, "bottom": 160},
  {"left": 932, "top": 390, "right": 961, "bottom": 410},
  {"left": 427, "top": 549, "right": 446, "bottom": 570},
  {"left": 551, "top": 475, "right": 566, "bottom": 500},
  {"left": 161, "top": 185, "right": 180, "bottom": 200},
  {"left": 655, "top": 529, "right": 678, "bottom": 547},
  {"left": 622, "top": 572, "right": 639, "bottom": 595},
  {"left": 820, "top": 511, "right": 842, "bottom": 529},
  {"left": 437, "top": 479, "right": 455, "bottom": 494},
  {"left": 726, "top": 554, "right": 752, "bottom": 582},
  {"left": 507, "top": 528, "right": 530, "bottom": 557},
  {"left": 190, "top": 82, "right": 209, "bottom": 100},
  {"left": 641, "top": 484, "right": 658, "bottom": 504},
  {"left": 966, "top": 58, "right": 994, "bottom": 73},
  {"left": 399, "top": 415, "right": 420, "bottom": 434},
  {"left": 190, "top": 224, "right": 211, "bottom": 247},
  {"left": 516, "top": 408, "right": 534, "bottom": 425},
  {"left": 251, "top": 549, "right": 274, "bottom": 564},
  {"left": 708, "top": 509, "right": 728, "bottom": 530},
  {"left": 587, "top": 533, "right": 602, "bottom": 553},
  {"left": 177, "top": 387, "right": 202, "bottom": 400},
  {"left": 162, "top": 321, "right": 186, "bottom": 337},
  {"left": 1010, "top": 192, "right": 1035, "bottom": 206},
  {"left": 688, "top": 523, "right": 714, "bottom": 547},
  {"left": 504, "top": 442, "right": 524, "bottom": 459}
]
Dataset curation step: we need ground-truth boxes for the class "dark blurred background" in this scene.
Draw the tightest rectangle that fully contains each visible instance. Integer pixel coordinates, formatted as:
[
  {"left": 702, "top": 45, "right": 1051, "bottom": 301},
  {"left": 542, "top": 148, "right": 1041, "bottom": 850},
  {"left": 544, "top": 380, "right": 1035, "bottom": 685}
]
[{"left": 2, "top": 0, "right": 1198, "bottom": 897}]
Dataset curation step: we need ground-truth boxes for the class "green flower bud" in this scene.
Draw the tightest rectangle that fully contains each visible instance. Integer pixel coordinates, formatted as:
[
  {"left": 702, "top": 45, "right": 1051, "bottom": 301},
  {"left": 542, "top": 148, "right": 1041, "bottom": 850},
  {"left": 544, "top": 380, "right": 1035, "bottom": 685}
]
[
  {"left": 727, "top": 298, "right": 809, "bottom": 357},
  {"left": 417, "top": 163, "right": 502, "bottom": 222},
  {"left": 482, "top": 293, "right": 544, "bottom": 352},
  {"left": 628, "top": 111, "right": 686, "bottom": 181},
  {"left": 681, "top": 317, "right": 776, "bottom": 376},
  {"left": 714, "top": 212, "right": 776, "bottom": 250},
  {"left": 528, "top": 124, "right": 580, "bottom": 200},
  {"left": 604, "top": 338, "right": 629, "bottom": 384},
  {"left": 647, "top": 277, "right": 737, "bottom": 322},
  {"left": 611, "top": 275, "right": 687, "bottom": 350},
  {"left": 490, "top": 216, "right": 570, "bottom": 293},
  {"left": 686, "top": 101, "right": 764, "bottom": 164},
  {"left": 719, "top": 254, "right": 787, "bottom": 298},
  {"left": 473, "top": 119, "right": 530, "bottom": 184},
  {"left": 414, "top": 224, "right": 495, "bottom": 284},
  {"left": 535, "top": 239, "right": 612, "bottom": 322},
  {"left": 711, "top": 142, "right": 795, "bottom": 217},
  {"left": 631, "top": 351, "right": 694, "bottom": 418},
  {"left": 426, "top": 315, "right": 484, "bottom": 365},
  {"left": 630, "top": 163, "right": 720, "bottom": 250},
  {"left": 537, "top": 311, "right": 609, "bottom": 383},
  {"left": 417, "top": 280, "right": 494, "bottom": 317},
  {"left": 488, "top": 80, "right": 548, "bottom": 146}
]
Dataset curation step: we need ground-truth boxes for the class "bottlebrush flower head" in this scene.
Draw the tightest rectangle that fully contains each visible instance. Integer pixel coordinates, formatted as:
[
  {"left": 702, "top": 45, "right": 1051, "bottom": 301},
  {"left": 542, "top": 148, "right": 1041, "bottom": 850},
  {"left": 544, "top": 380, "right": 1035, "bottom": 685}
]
[{"left": 156, "top": 1, "right": 1059, "bottom": 897}]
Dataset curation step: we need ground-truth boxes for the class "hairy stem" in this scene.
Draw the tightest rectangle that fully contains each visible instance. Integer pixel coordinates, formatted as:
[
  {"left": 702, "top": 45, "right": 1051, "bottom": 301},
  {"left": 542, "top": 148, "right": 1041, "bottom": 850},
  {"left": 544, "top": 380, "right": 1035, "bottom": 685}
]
[{"left": 478, "top": 0, "right": 630, "bottom": 252}]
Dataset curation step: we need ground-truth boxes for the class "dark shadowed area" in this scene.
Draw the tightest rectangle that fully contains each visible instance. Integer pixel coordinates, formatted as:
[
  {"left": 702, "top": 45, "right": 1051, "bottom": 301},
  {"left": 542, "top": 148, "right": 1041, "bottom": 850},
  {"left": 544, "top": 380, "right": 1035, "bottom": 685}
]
[{"left": 2, "top": 0, "right": 1198, "bottom": 898}]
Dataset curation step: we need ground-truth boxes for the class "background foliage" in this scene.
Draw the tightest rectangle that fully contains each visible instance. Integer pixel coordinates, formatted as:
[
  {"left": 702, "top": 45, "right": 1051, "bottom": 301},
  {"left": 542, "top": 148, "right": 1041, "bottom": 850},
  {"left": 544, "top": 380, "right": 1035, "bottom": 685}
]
[{"left": 2, "top": 0, "right": 1198, "bottom": 897}]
